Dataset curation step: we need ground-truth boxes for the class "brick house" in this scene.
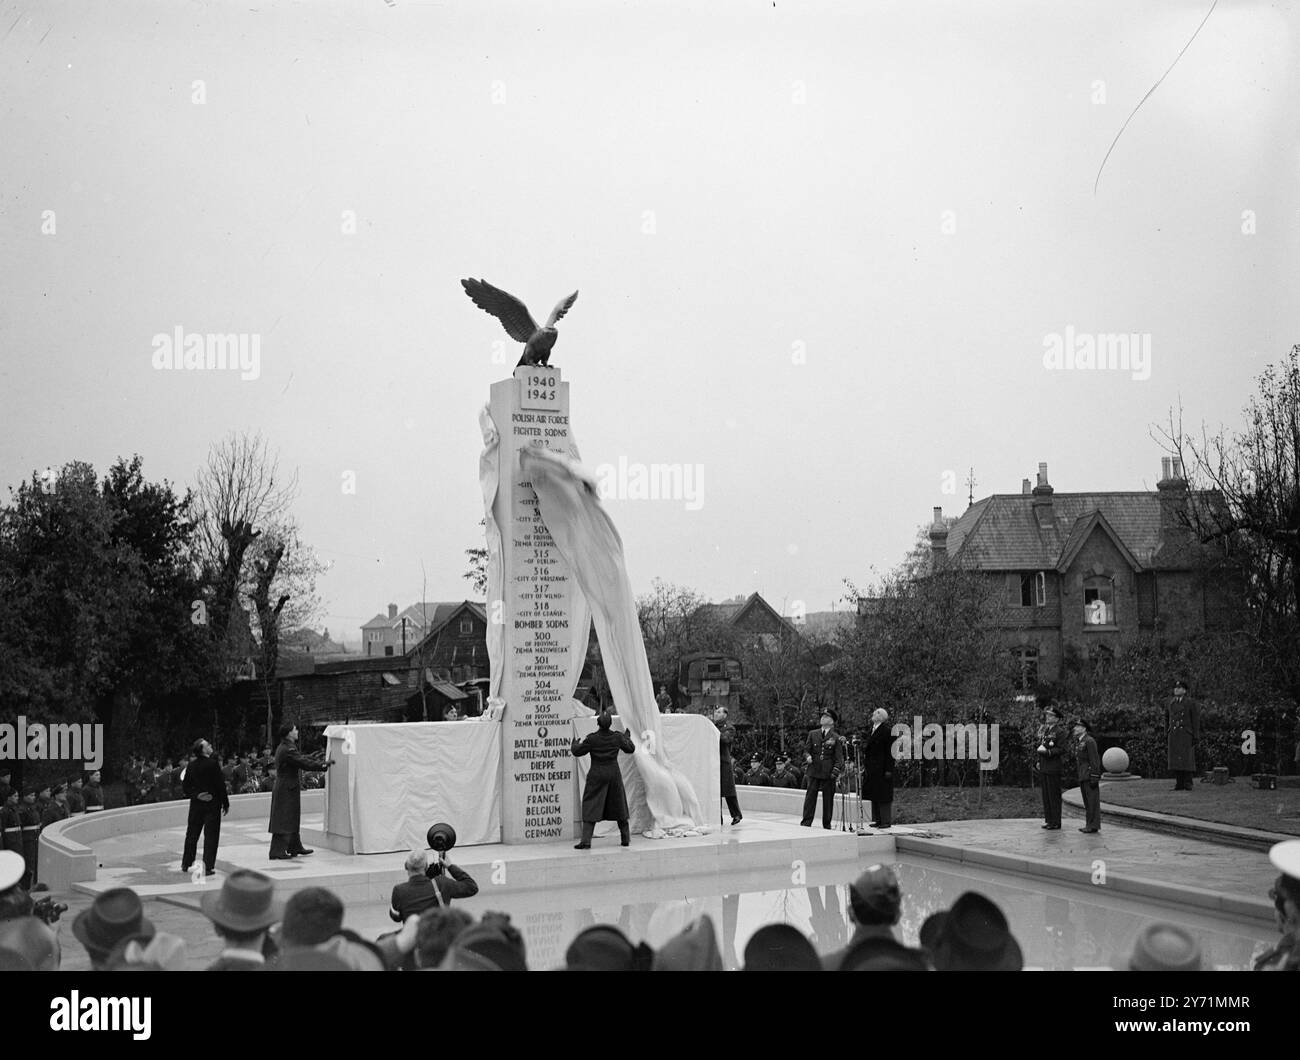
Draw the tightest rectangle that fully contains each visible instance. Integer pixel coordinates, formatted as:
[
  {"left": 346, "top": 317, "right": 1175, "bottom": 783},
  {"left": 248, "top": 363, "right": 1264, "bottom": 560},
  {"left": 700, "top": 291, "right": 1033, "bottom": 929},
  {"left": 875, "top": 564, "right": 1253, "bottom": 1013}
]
[
  {"left": 361, "top": 601, "right": 465, "bottom": 657},
  {"left": 283, "top": 601, "right": 489, "bottom": 725},
  {"left": 929, "top": 458, "right": 1236, "bottom": 687}
]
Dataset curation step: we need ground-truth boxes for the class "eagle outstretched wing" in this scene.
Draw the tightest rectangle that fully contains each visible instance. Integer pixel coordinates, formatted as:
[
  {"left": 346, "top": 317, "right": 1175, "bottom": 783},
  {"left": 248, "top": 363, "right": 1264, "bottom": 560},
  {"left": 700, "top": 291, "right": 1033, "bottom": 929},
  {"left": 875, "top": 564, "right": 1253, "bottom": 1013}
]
[
  {"left": 545, "top": 290, "right": 579, "bottom": 328},
  {"left": 460, "top": 279, "right": 539, "bottom": 343}
]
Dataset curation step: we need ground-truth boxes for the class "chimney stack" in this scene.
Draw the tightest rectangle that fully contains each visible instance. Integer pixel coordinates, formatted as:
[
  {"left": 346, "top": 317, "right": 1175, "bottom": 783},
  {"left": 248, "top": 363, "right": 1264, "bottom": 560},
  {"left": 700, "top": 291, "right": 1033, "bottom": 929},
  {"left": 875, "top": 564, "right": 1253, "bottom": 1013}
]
[
  {"left": 1022, "top": 478, "right": 1032, "bottom": 495},
  {"left": 388, "top": 603, "right": 398, "bottom": 620},
  {"left": 1031, "top": 461, "right": 1054, "bottom": 529},
  {"left": 929, "top": 505, "right": 949, "bottom": 565}
]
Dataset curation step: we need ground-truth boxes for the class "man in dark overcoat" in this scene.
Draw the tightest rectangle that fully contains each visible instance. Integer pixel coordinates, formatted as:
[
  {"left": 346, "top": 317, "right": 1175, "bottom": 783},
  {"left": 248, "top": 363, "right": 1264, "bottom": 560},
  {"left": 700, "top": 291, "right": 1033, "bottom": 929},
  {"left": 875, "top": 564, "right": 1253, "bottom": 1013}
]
[
  {"left": 1073, "top": 718, "right": 1101, "bottom": 833},
  {"left": 863, "top": 708, "right": 895, "bottom": 828},
  {"left": 268, "top": 724, "right": 333, "bottom": 860},
  {"left": 1167, "top": 678, "right": 1200, "bottom": 791},
  {"left": 182, "top": 737, "right": 229, "bottom": 876},
  {"left": 712, "top": 706, "right": 743, "bottom": 825},
  {"left": 800, "top": 709, "right": 845, "bottom": 829},
  {"left": 570, "top": 712, "right": 636, "bottom": 850}
]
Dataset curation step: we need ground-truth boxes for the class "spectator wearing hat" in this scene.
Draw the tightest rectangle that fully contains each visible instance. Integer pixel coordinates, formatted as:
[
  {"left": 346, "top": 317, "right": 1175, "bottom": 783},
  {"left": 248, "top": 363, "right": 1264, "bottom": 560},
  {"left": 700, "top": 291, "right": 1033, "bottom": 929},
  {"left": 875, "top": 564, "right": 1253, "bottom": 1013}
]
[
  {"left": 823, "top": 864, "right": 903, "bottom": 969},
  {"left": 0, "top": 769, "right": 10, "bottom": 806},
  {"left": 268, "top": 723, "right": 334, "bottom": 860},
  {"left": 182, "top": 737, "right": 229, "bottom": 877},
  {"left": 1126, "top": 923, "right": 1202, "bottom": 971},
  {"left": 73, "top": 888, "right": 156, "bottom": 970},
  {"left": 863, "top": 708, "right": 895, "bottom": 828},
  {"left": 1167, "top": 678, "right": 1200, "bottom": 791},
  {"left": 571, "top": 712, "right": 637, "bottom": 849},
  {"left": 921, "top": 892, "right": 1023, "bottom": 971},
  {"left": 746, "top": 754, "right": 772, "bottom": 786},
  {"left": 800, "top": 708, "right": 845, "bottom": 829},
  {"left": 40, "top": 784, "right": 69, "bottom": 831},
  {"left": 82, "top": 770, "right": 104, "bottom": 813},
  {"left": 439, "top": 912, "right": 528, "bottom": 971},
  {"left": 743, "top": 923, "right": 820, "bottom": 971},
  {"left": 711, "top": 706, "right": 743, "bottom": 826},
  {"left": 565, "top": 924, "right": 654, "bottom": 971},
  {"left": 1255, "top": 840, "right": 1300, "bottom": 971},
  {"left": 0, "top": 849, "right": 30, "bottom": 921},
  {"left": 202, "top": 869, "right": 282, "bottom": 970},
  {"left": 1036, "top": 703, "right": 1067, "bottom": 829},
  {"left": 389, "top": 848, "right": 478, "bottom": 922},
  {"left": 1072, "top": 718, "right": 1102, "bottom": 833}
]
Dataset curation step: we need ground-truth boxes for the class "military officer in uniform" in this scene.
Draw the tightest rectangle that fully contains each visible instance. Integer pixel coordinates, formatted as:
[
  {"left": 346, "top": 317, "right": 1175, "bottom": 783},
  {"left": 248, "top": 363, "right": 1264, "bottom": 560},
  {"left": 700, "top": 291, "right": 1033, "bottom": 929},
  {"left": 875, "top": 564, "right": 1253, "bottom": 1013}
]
[
  {"left": 570, "top": 712, "right": 636, "bottom": 849},
  {"left": 18, "top": 791, "right": 40, "bottom": 887},
  {"left": 712, "top": 706, "right": 743, "bottom": 825},
  {"left": 65, "top": 778, "right": 86, "bottom": 816},
  {"left": 745, "top": 754, "right": 772, "bottom": 786},
  {"left": 772, "top": 755, "right": 801, "bottom": 788},
  {"left": 801, "top": 709, "right": 846, "bottom": 829},
  {"left": 1073, "top": 718, "right": 1102, "bottom": 833},
  {"left": 82, "top": 770, "right": 104, "bottom": 813},
  {"left": 1167, "top": 678, "right": 1200, "bottom": 791},
  {"left": 1036, "top": 703, "right": 1067, "bottom": 829},
  {"left": 1, "top": 790, "right": 24, "bottom": 888}
]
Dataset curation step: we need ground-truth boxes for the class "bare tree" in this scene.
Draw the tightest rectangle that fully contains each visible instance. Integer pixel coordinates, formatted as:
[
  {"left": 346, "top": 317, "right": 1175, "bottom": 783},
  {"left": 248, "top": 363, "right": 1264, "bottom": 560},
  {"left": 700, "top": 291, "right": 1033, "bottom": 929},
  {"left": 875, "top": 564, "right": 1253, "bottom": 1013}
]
[{"left": 1155, "top": 345, "right": 1300, "bottom": 767}]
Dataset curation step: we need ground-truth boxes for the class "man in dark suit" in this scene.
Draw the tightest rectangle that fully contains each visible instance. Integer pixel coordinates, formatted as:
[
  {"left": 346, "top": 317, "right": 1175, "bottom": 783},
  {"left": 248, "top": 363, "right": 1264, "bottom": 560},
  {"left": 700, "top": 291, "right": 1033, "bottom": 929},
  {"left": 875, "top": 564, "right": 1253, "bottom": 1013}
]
[
  {"left": 268, "top": 724, "right": 334, "bottom": 860},
  {"left": 1036, "top": 703, "right": 1067, "bottom": 829},
  {"left": 389, "top": 849, "right": 479, "bottom": 921},
  {"left": 182, "top": 738, "right": 229, "bottom": 876},
  {"left": 571, "top": 712, "right": 636, "bottom": 849},
  {"left": 1073, "top": 718, "right": 1102, "bottom": 833},
  {"left": 1167, "top": 678, "right": 1200, "bottom": 790},
  {"left": 712, "top": 706, "right": 742, "bottom": 825},
  {"left": 801, "top": 709, "right": 845, "bottom": 829},
  {"left": 863, "top": 708, "right": 896, "bottom": 828}
]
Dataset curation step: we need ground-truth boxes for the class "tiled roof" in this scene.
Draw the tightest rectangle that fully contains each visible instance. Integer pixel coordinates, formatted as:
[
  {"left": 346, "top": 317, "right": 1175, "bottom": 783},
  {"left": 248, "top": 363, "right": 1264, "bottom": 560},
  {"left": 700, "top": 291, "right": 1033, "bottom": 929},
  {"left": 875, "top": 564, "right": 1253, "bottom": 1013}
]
[{"left": 946, "top": 491, "right": 1212, "bottom": 571}]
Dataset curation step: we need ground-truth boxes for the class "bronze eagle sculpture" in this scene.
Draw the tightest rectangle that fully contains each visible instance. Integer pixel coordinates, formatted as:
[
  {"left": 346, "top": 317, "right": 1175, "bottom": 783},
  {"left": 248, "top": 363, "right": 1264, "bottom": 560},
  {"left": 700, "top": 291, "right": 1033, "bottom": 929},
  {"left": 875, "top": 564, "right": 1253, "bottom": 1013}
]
[{"left": 461, "top": 278, "right": 579, "bottom": 367}]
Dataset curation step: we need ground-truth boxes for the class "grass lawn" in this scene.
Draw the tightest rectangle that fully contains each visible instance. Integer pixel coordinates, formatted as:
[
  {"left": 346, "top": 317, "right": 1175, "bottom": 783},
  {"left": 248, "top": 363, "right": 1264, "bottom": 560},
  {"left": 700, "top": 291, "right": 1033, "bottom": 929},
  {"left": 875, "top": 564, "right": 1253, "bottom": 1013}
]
[
  {"left": 893, "top": 784, "right": 1044, "bottom": 825},
  {"left": 1097, "top": 778, "right": 1300, "bottom": 836}
]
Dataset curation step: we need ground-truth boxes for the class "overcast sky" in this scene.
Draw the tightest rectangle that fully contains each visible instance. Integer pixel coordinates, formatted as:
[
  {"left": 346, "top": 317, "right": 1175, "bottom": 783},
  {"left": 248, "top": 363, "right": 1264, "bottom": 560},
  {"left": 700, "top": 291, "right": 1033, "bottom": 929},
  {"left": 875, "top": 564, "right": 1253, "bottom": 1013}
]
[{"left": 1, "top": 0, "right": 1296, "bottom": 644}]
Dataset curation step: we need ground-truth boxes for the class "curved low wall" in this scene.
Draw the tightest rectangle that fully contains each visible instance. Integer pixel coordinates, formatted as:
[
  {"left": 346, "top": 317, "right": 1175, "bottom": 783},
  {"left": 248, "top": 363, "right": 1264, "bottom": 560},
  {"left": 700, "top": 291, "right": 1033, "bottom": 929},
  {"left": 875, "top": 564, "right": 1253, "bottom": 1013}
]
[{"left": 37, "top": 790, "right": 325, "bottom": 894}]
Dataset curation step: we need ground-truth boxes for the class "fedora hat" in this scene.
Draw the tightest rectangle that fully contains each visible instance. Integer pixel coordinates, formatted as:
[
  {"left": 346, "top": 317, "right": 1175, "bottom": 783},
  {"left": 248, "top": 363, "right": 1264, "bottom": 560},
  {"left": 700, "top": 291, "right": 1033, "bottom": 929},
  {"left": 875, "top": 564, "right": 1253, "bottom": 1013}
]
[
  {"left": 930, "top": 892, "right": 1023, "bottom": 971},
  {"left": 1127, "top": 923, "right": 1201, "bottom": 971},
  {"left": 73, "top": 888, "right": 155, "bottom": 958},
  {"left": 200, "top": 870, "right": 281, "bottom": 933}
]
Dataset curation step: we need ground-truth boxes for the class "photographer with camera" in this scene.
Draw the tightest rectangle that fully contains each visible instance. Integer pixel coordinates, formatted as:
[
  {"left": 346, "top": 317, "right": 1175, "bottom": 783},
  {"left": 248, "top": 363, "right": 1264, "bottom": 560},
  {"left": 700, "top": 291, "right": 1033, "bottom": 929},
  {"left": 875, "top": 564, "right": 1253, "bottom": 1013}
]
[{"left": 390, "top": 839, "right": 479, "bottom": 923}]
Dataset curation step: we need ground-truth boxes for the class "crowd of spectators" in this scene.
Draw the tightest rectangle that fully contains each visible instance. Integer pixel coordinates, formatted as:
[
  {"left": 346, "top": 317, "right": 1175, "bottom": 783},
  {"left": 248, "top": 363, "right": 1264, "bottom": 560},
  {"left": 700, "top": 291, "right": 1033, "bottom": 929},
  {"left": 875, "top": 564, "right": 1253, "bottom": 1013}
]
[{"left": 2, "top": 838, "right": 1296, "bottom": 971}]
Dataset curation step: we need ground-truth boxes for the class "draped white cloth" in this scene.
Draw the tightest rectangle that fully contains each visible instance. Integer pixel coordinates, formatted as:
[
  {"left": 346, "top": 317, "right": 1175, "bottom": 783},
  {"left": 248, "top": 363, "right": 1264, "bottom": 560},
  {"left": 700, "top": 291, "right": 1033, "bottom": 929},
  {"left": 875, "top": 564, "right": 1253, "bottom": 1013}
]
[
  {"left": 519, "top": 445, "right": 708, "bottom": 836},
  {"left": 479, "top": 405, "right": 593, "bottom": 712},
  {"left": 323, "top": 723, "right": 501, "bottom": 852}
]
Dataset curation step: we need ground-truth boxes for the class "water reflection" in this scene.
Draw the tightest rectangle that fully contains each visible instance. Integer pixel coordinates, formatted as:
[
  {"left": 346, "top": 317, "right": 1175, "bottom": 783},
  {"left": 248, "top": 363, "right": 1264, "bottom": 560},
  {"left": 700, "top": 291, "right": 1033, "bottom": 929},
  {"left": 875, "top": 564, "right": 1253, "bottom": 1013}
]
[{"left": 483, "top": 857, "right": 1275, "bottom": 970}]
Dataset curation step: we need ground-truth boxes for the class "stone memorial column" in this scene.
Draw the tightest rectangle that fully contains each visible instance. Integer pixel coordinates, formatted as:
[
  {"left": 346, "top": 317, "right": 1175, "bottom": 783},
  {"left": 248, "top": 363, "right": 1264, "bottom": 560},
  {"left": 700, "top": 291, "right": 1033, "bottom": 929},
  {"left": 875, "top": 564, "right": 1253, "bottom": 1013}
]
[{"left": 487, "top": 365, "right": 583, "bottom": 843}]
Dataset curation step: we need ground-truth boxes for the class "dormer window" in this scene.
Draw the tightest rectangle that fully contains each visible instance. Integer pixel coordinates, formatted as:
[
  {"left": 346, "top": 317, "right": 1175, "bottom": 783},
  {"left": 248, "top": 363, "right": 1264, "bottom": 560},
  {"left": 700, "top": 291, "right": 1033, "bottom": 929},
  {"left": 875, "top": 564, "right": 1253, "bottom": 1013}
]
[
  {"left": 460, "top": 617, "right": 473, "bottom": 634},
  {"left": 1016, "top": 572, "right": 1046, "bottom": 607},
  {"left": 1083, "top": 576, "right": 1115, "bottom": 625}
]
